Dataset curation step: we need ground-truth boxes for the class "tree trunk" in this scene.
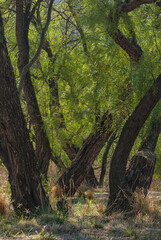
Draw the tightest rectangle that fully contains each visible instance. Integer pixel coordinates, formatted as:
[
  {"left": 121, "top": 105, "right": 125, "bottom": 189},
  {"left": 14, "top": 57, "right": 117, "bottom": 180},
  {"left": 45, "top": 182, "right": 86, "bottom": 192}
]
[
  {"left": 138, "top": 118, "right": 161, "bottom": 152},
  {"left": 107, "top": 104, "right": 161, "bottom": 214},
  {"left": 0, "top": 15, "right": 49, "bottom": 215},
  {"left": 99, "top": 133, "right": 116, "bottom": 187},
  {"left": 15, "top": 0, "right": 56, "bottom": 177},
  {"left": 106, "top": 151, "right": 156, "bottom": 214},
  {"left": 57, "top": 112, "right": 112, "bottom": 196},
  {"left": 109, "top": 73, "right": 161, "bottom": 204},
  {"left": 126, "top": 151, "right": 156, "bottom": 195},
  {"left": 85, "top": 167, "right": 98, "bottom": 188},
  {"left": 126, "top": 117, "right": 160, "bottom": 197}
]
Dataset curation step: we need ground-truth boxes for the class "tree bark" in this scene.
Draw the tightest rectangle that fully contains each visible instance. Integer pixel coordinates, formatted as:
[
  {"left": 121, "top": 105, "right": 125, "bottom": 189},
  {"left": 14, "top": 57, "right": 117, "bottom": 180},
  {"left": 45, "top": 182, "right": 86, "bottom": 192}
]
[
  {"left": 106, "top": 151, "right": 156, "bottom": 214},
  {"left": 112, "top": 29, "right": 142, "bottom": 63},
  {"left": 99, "top": 133, "right": 116, "bottom": 187},
  {"left": 57, "top": 112, "right": 112, "bottom": 196},
  {"left": 85, "top": 167, "right": 99, "bottom": 188},
  {"left": 0, "top": 14, "right": 49, "bottom": 215},
  {"left": 106, "top": 114, "right": 160, "bottom": 214},
  {"left": 126, "top": 151, "right": 156, "bottom": 195},
  {"left": 109, "top": 74, "right": 161, "bottom": 204},
  {"left": 139, "top": 118, "right": 161, "bottom": 152},
  {"left": 16, "top": 0, "right": 55, "bottom": 176}
]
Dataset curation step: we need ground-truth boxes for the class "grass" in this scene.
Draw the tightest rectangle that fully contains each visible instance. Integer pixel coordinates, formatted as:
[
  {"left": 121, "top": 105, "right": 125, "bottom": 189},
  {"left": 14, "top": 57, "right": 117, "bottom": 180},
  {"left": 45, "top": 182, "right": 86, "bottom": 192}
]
[
  {"left": 0, "top": 195, "right": 160, "bottom": 239},
  {"left": 0, "top": 165, "right": 161, "bottom": 240}
]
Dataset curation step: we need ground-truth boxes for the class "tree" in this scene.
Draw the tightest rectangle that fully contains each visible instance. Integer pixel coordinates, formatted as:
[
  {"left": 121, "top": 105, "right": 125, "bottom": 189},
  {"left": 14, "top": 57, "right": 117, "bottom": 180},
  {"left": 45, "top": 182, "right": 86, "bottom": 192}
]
[
  {"left": 15, "top": 0, "right": 65, "bottom": 177},
  {"left": 0, "top": 12, "right": 50, "bottom": 215},
  {"left": 108, "top": 74, "right": 161, "bottom": 209},
  {"left": 106, "top": 115, "right": 160, "bottom": 213},
  {"left": 57, "top": 112, "right": 113, "bottom": 196}
]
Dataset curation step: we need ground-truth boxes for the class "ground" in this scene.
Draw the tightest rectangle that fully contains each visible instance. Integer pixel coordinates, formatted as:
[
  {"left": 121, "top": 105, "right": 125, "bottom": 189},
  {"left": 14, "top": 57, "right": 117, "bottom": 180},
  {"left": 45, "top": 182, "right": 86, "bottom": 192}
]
[{"left": 0, "top": 165, "right": 161, "bottom": 240}]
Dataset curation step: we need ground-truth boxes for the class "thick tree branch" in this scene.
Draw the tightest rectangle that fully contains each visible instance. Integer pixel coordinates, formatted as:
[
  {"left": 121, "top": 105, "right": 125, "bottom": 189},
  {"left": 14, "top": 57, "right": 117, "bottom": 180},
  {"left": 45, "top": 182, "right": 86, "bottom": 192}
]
[
  {"left": 57, "top": 111, "right": 113, "bottom": 196},
  {"left": 106, "top": 0, "right": 157, "bottom": 62},
  {"left": 18, "top": 0, "right": 54, "bottom": 95},
  {"left": 112, "top": 29, "right": 143, "bottom": 62},
  {"left": 122, "top": 0, "right": 157, "bottom": 13}
]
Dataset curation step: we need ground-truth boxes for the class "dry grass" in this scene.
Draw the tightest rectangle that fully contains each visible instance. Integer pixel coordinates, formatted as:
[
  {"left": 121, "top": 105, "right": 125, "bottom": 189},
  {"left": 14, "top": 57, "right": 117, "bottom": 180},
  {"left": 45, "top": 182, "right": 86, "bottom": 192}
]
[
  {"left": 0, "top": 165, "right": 161, "bottom": 240},
  {"left": 0, "top": 195, "right": 7, "bottom": 215}
]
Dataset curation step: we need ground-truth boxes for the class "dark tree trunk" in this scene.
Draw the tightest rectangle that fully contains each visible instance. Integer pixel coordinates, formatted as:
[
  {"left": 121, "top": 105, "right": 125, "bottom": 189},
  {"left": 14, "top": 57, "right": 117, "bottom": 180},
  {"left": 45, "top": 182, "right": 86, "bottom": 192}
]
[
  {"left": 106, "top": 151, "right": 156, "bottom": 214},
  {"left": 85, "top": 167, "right": 99, "bottom": 188},
  {"left": 0, "top": 15, "right": 49, "bottom": 215},
  {"left": 126, "top": 118, "right": 160, "bottom": 198},
  {"left": 99, "top": 133, "right": 116, "bottom": 187},
  {"left": 108, "top": 74, "right": 161, "bottom": 204},
  {"left": 126, "top": 151, "right": 156, "bottom": 195},
  {"left": 138, "top": 118, "right": 161, "bottom": 152},
  {"left": 57, "top": 112, "right": 112, "bottom": 196},
  {"left": 0, "top": 135, "right": 10, "bottom": 170},
  {"left": 15, "top": 0, "right": 57, "bottom": 176}
]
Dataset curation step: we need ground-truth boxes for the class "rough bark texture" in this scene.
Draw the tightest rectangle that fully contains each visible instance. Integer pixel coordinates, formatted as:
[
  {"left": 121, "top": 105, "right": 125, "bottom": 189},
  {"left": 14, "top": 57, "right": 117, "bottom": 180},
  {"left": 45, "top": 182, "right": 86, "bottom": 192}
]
[
  {"left": 57, "top": 112, "right": 112, "bottom": 196},
  {"left": 0, "top": 14, "right": 49, "bottom": 215},
  {"left": 106, "top": 114, "right": 160, "bottom": 214},
  {"left": 126, "top": 151, "right": 156, "bottom": 195},
  {"left": 109, "top": 74, "right": 161, "bottom": 203},
  {"left": 106, "top": 151, "right": 156, "bottom": 214},
  {"left": 16, "top": 0, "right": 53, "bottom": 176}
]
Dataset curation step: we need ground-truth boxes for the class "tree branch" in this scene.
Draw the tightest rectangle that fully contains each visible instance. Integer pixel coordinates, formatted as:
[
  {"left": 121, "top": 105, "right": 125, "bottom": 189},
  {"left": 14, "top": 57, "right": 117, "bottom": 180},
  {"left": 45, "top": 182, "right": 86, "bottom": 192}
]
[
  {"left": 122, "top": 0, "right": 157, "bottom": 13},
  {"left": 18, "top": 0, "right": 55, "bottom": 96},
  {"left": 112, "top": 29, "right": 143, "bottom": 62},
  {"left": 106, "top": 0, "right": 157, "bottom": 62},
  {"left": 29, "top": 0, "right": 43, "bottom": 22}
]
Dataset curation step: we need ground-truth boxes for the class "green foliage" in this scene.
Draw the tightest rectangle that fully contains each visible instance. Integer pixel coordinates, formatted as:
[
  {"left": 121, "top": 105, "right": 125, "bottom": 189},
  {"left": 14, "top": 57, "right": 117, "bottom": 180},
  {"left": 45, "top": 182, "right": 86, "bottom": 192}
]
[{"left": 1, "top": 0, "right": 161, "bottom": 180}]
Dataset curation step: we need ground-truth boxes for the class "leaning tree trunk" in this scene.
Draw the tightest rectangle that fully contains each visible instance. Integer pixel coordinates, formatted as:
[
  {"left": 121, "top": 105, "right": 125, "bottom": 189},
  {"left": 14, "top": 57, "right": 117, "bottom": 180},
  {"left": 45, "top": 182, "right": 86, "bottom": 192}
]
[
  {"left": 0, "top": 14, "right": 49, "bottom": 215},
  {"left": 108, "top": 73, "right": 161, "bottom": 206},
  {"left": 106, "top": 151, "right": 156, "bottom": 214},
  {"left": 107, "top": 104, "right": 161, "bottom": 214},
  {"left": 57, "top": 112, "right": 113, "bottom": 196}
]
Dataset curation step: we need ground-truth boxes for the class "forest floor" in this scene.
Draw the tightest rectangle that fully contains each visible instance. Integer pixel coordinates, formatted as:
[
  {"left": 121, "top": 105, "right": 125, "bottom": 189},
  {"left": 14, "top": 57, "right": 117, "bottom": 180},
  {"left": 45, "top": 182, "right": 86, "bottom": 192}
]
[{"left": 0, "top": 166, "right": 161, "bottom": 240}]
